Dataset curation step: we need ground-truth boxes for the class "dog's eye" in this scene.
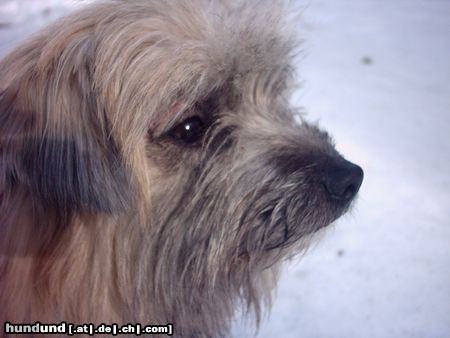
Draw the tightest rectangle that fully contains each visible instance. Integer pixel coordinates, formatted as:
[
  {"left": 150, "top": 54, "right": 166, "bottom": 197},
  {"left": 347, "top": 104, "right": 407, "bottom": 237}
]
[{"left": 170, "top": 116, "right": 206, "bottom": 144}]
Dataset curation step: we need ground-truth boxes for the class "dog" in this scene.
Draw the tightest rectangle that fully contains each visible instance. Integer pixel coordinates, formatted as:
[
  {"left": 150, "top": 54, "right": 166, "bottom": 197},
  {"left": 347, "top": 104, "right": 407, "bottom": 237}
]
[{"left": 0, "top": 1, "right": 363, "bottom": 337}]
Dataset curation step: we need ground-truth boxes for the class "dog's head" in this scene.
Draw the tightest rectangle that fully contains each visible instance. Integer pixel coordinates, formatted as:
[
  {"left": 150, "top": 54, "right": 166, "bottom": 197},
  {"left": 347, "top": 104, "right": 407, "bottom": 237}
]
[{"left": 0, "top": 0, "right": 363, "bottom": 332}]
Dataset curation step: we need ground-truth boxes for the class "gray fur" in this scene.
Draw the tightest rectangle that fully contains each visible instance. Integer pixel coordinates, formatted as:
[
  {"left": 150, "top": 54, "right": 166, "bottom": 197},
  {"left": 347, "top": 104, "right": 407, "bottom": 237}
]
[{"left": 0, "top": 1, "right": 362, "bottom": 337}]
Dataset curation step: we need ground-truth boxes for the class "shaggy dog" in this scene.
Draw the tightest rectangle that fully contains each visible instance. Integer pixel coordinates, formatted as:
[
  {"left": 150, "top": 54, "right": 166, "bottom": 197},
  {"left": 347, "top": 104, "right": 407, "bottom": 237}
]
[{"left": 0, "top": 0, "right": 363, "bottom": 337}]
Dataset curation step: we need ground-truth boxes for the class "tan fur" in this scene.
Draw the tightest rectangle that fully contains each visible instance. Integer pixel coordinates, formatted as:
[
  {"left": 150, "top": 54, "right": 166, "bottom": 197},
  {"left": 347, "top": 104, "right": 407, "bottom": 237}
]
[{"left": 0, "top": 1, "right": 362, "bottom": 337}]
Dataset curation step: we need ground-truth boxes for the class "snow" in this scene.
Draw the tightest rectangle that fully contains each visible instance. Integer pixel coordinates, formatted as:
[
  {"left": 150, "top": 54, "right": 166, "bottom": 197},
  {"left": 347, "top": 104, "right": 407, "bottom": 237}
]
[{"left": 1, "top": 1, "right": 449, "bottom": 337}]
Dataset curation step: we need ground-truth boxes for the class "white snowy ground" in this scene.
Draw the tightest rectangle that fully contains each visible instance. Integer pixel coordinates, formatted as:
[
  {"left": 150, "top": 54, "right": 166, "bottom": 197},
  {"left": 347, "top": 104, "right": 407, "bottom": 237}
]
[{"left": 1, "top": 1, "right": 449, "bottom": 338}]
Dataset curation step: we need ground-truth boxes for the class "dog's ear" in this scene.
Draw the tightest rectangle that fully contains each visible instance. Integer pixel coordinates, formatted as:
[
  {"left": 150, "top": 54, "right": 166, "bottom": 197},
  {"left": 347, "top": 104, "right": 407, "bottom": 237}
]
[{"left": 0, "top": 34, "right": 133, "bottom": 217}]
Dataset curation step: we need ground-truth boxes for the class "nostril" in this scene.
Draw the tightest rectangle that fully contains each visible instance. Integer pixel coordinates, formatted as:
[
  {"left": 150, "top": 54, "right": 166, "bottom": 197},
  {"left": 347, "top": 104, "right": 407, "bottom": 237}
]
[
  {"left": 323, "top": 159, "right": 364, "bottom": 202},
  {"left": 343, "top": 183, "right": 356, "bottom": 200}
]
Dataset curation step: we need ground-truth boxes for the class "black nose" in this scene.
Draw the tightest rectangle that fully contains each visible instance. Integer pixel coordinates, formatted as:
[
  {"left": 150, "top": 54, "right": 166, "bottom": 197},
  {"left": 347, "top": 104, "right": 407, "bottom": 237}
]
[{"left": 323, "top": 159, "right": 364, "bottom": 202}]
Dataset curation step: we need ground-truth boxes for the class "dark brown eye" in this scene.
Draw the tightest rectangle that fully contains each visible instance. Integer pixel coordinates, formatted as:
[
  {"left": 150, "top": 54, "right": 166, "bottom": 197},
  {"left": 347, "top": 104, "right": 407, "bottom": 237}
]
[{"left": 170, "top": 116, "right": 206, "bottom": 144}]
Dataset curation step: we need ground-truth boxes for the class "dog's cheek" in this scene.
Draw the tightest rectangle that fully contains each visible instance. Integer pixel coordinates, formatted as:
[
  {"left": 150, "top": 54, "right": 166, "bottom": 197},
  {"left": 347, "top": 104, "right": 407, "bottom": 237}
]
[{"left": 21, "top": 137, "right": 132, "bottom": 216}]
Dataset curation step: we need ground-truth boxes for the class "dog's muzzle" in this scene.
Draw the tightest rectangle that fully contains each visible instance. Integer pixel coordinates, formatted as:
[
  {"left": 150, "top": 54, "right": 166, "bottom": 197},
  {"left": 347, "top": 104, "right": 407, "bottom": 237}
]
[{"left": 256, "top": 152, "right": 364, "bottom": 252}]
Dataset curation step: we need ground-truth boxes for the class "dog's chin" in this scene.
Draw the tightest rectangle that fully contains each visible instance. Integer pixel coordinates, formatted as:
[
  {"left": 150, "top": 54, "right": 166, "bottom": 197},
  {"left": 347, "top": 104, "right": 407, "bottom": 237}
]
[{"left": 257, "top": 192, "right": 356, "bottom": 253}]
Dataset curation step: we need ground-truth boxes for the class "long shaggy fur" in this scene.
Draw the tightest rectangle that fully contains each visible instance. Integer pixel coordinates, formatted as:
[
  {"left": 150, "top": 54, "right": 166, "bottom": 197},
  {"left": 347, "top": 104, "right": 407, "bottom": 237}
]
[{"left": 0, "top": 1, "right": 362, "bottom": 337}]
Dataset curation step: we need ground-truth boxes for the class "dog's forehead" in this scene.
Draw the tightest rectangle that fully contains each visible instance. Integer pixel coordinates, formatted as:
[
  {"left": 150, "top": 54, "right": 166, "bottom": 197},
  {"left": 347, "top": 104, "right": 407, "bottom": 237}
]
[
  {"left": 145, "top": 2, "right": 295, "bottom": 122},
  {"left": 87, "top": 0, "right": 298, "bottom": 135}
]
